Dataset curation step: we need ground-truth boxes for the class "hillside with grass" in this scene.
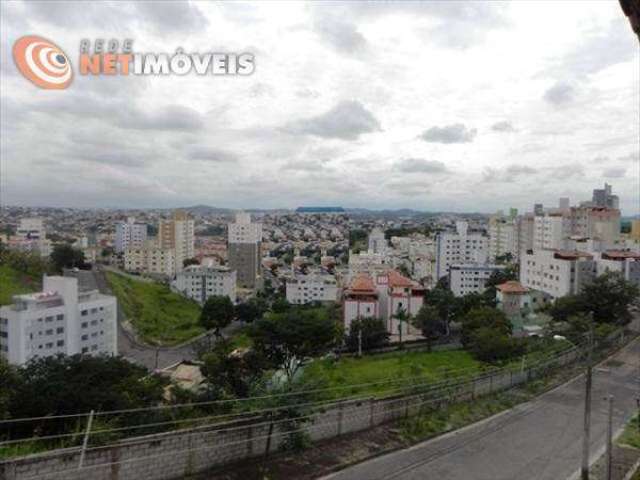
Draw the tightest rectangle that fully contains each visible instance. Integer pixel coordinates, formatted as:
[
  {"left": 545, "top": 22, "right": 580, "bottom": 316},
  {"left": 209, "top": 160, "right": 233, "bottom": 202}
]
[
  {"left": 0, "top": 249, "right": 50, "bottom": 305},
  {"left": 0, "top": 264, "right": 40, "bottom": 305},
  {"left": 105, "top": 272, "right": 204, "bottom": 346}
]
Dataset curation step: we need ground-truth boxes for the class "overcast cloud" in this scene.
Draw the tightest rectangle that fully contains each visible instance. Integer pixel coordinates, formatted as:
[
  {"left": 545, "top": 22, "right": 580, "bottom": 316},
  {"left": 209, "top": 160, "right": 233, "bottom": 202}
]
[{"left": 0, "top": 0, "right": 638, "bottom": 213}]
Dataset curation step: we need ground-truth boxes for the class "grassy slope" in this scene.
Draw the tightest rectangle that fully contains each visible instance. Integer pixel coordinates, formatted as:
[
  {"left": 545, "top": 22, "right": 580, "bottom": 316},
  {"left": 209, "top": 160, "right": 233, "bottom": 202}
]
[
  {"left": 619, "top": 415, "right": 640, "bottom": 450},
  {"left": 0, "top": 264, "right": 40, "bottom": 305},
  {"left": 302, "top": 349, "right": 483, "bottom": 400},
  {"left": 105, "top": 272, "right": 204, "bottom": 346}
]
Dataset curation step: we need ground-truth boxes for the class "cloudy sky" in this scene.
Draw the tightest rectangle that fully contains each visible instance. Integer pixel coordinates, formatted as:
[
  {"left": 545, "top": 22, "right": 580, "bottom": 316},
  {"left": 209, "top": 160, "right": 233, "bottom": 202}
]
[{"left": 1, "top": 1, "right": 638, "bottom": 214}]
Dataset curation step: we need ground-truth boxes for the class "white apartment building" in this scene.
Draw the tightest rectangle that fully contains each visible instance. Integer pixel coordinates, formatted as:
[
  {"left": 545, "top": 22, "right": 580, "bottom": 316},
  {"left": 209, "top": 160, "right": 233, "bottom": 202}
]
[
  {"left": 594, "top": 251, "right": 640, "bottom": 287},
  {"left": 14, "top": 217, "right": 51, "bottom": 258},
  {"left": 348, "top": 251, "right": 389, "bottom": 274},
  {"left": 115, "top": 217, "right": 148, "bottom": 253},
  {"left": 435, "top": 221, "right": 488, "bottom": 280},
  {"left": 572, "top": 207, "right": 621, "bottom": 247},
  {"left": 448, "top": 263, "right": 505, "bottom": 297},
  {"left": 124, "top": 242, "right": 176, "bottom": 277},
  {"left": 16, "top": 217, "right": 45, "bottom": 239},
  {"left": 520, "top": 249, "right": 596, "bottom": 299},
  {"left": 488, "top": 215, "right": 519, "bottom": 262},
  {"left": 0, "top": 276, "right": 117, "bottom": 365},
  {"left": 173, "top": 265, "right": 237, "bottom": 304},
  {"left": 368, "top": 228, "right": 388, "bottom": 254},
  {"left": 159, "top": 210, "right": 195, "bottom": 273},
  {"left": 533, "top": 214, "right": 572, "bottom": 251},
  {"left": 228, "top": 212, "right": 262, "bottom": 289},
  {"left": 531, "top": 207, "right": 620, "bottom": 252},
  {"left": 285, "top": 274, "right": 339, "bottom": 305}
]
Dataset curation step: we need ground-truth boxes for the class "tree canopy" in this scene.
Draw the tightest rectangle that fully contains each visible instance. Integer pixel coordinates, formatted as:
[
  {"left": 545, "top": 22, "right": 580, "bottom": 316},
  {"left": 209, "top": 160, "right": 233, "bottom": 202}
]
[
  {"left": 249, "top": 307, "right": 341, "bottom": 382},
  {"left": 413, "top": 305, "right": 447, "bottom": 349},
  {"left": 200, "top": 295, "right": 236, "bottom": 338},
  {"left": 345, "top": 317, "right": 389, "bottom": 353},
  {"left": 50, "top": 244, "right": 86, "bottom": 272},
  {"left": 548, "top": 272, "right": 639, "bottom": 326}
]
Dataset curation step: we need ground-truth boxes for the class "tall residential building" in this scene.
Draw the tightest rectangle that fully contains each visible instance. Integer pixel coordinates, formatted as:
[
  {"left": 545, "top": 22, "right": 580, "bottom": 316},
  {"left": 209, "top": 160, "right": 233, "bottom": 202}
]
[
  {"left": 568, "top": 206, "right": 621, "bottom": 247},
  {"left": 0, "top": 276, "right": 117, "bottom": 365},
  {"left": 124, "top": 242, "right": 176, "bottom": 277},
  {"left": 488, "top": 213, "right": 518, "bottom": 262},
  {"left": 367, "top": 228, "right": 387, "bottom": 254},
  {"left": 631, "top": 220, "right": 640, "bottom": 240},
  {"left": 591, "top": 183, "right": 619, "bottom": 209},
  {"left": 533, "top": 213, "right": 571, "bottom": 251},
  {"left": 159, "top": 210, "right": 195, "bottom": 273},
  {"left": 520, "top": 250, "right": 596, "bottom": 299},
  {"left": 115, "top": 217, "right": 148, "bottom": 253},
  {"left": 516, "top": 213, "right": 535, "bottom": 255},
  {"left": 534, "top": 203, "right": 544, "bottom": 216},
  {"left": 16, "top": 217, "right": 45, "bottom": 240},
  {"left": 530, "top": 206, "right": 620, "bottom": 252},
  {"left": 435, "top": 221, "right": 488, "bottom": 280},
  {"left": 172, "top": 265, "right": 237, "bottom": 305},
  {"left": 14, "top": 217, "right": 51, "bottom": 258},
  {"left": 228, "top": 212, "right": 262, "bottom": 289}
]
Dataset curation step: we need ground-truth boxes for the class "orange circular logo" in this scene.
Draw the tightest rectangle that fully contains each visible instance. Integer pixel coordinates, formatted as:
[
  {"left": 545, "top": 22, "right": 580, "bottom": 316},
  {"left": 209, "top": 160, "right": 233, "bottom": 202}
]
[{"left": 12, "top": 35, "right": 73, "bottom": 89}]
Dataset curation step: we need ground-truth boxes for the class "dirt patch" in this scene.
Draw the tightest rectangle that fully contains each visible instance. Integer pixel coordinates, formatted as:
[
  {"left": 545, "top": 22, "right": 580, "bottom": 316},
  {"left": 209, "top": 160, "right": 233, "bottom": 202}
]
[{"left": 191, "top": 423, "right": 409, "bottom": 480}]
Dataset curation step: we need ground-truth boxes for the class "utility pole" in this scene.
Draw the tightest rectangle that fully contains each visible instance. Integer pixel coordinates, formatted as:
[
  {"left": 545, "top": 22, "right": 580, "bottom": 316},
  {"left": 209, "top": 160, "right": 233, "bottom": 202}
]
[
  {"left": 581, "top": 319, "right": 594, "bottom": 480},
  {"left": 605, "top": 395, "right": 614, "bottom": 480},
  {"left": 357, "top": 327, "right": 362, "bottom": 357}
]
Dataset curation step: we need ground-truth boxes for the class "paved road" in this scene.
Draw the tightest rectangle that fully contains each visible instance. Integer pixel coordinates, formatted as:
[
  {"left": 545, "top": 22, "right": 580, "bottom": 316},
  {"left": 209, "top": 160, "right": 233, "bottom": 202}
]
[
  {"left": 85, "top": 267, "right": 241, "bottom": 370},
  {"left": 323, "top": 337, "right": 640, "bottom": 480}
]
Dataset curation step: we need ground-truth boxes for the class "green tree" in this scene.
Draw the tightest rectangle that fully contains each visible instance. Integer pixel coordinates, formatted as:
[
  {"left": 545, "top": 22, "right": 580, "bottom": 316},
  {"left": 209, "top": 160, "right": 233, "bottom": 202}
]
[
  {"left": 548, "top": 295, "right": 584, "bottom": 322},
  {"left": 50, "top": 244, "right": 86, "bottom": 272},
  {"left": 0, "top": 359, "right": 19, "bottom": 420},
  {"left": 413, "top": 305, "right": 446, "bottom": 351},
  {"left": 200, "top": 295, "right": 235, "bottom": 338},
  {"left": 483, "top": 265, "right": 519, "bottom": 303},
  {"left": 579, "top": 271, "right": 639, "bottom": 325},
  {"left": 249, "top": 308, "right": 340, "bottom": 382},
  {"left": 201, "top": 339, "right": 265, "bottom": 398},
  {"left": 467, "top": 327, "right": 525, "bottom": 363},
  {"left": 398, "top": 263, "right": 412, "bottom": 278},
  {"left": 348, "top": 229, "right": 368, "bottom": 250},
  {"left": 460, "top": 306, "right": 512, "bottom": 347},
  {"left": 235, "top": 297, "right": 268, "bottom": 323},
  {"left": 345, "top": 317, "right": 389, "bottom": 353},
  {"left": 8, "top": 355, "right": 167, "bottom": 437},
  {"left": 271, "top": 296, "right": 290, "bottom": 314}
]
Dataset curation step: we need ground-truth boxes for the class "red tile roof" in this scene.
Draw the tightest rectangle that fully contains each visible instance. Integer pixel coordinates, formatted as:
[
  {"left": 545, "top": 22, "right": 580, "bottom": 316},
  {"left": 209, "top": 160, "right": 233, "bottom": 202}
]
[
  {"left": 348, "top": 274, "right": 377, "bottom": 294},
  {"left": 496, "top": 281, "right": 528, "bottom": 294}
]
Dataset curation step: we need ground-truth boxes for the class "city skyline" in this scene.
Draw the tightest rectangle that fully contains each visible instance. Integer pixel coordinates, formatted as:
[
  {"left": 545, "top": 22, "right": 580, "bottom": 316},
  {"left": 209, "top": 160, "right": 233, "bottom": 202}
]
[{"left": 1, "top": 1, "right": 638, "bottom": 213}]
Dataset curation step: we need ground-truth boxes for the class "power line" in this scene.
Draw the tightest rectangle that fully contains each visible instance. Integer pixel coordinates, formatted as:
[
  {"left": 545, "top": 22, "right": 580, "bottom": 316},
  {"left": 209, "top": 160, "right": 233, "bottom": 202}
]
[
  {"left": 0, "top": 340, "right": 587, "bottom": 454},
  {"left": 15, "top": 391, "right": 468, "bottom": 480}
]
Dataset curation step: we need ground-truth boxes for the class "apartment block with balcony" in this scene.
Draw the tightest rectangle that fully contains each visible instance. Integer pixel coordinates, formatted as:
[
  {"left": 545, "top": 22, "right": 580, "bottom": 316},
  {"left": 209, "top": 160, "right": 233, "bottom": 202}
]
[
  {"left": 172, "top": 265, "right": 237, "bottom": 304},
  {"left": 0, "top": 276, "right": 117, "bottom": 365}
]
